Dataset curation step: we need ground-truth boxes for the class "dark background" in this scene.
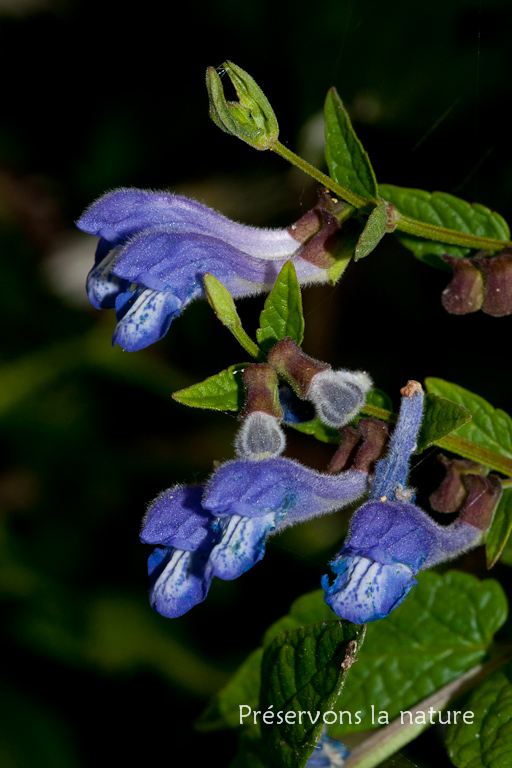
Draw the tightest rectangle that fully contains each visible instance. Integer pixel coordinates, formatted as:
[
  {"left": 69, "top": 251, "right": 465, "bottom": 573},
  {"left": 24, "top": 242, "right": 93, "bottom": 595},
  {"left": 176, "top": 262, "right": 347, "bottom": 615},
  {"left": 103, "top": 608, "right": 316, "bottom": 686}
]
[{"left": 1, "top": 0, "right": 511, "bottom": 765}]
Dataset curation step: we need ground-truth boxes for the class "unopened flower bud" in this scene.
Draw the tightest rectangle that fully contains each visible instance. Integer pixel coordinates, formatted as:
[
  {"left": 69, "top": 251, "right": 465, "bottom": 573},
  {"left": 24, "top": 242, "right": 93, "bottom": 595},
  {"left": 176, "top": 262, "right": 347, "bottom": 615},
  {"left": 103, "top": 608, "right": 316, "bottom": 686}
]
[
  {"left": 235, "top": 364, "right": 285, "bottom": 460},
  {"left": 268, "top": 337, "right": 371, "bottom": 428},
  {"left": 206, "top": 61, "right": 279, "bottom": 150},
  {"left": 441, "top": 254, "right": 484, "bottom": 314},
  {"left": 308, "top": 369, "right": 372, "bottom": 428},
  {"left": 430, "top": 455, "right": 488, "bottom": 514},
  {"left": 458, "top": 473, "right": 502, "bottom": 531},
  {"left": 327, "top": 417, "right": 389, "bottom": 475},
  {"left": 240, "top": 364, "right": 283, "bottom": 420},
  {"left": 474, "top": 249, "right": 512, "bottom": 317},
  {"left": 288, "top": 208, "right": 344, "bottom": 270}
]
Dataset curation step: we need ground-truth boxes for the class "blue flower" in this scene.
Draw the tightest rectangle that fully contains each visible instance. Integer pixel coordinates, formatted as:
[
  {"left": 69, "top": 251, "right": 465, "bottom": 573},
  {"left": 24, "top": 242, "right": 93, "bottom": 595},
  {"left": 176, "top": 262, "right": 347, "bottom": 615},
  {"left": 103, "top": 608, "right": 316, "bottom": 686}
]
[
  {"left": 141, "top": 458, "right": 369, "bottom": 618},
  {"left": 322, "top": 381, "right": 486, "bottom": 624},
  {"left": 306, "top": 732, "right": 349, "bottom": 767},
  {"left": 77, "top": 188, "right": 337, "bottom": 351}
]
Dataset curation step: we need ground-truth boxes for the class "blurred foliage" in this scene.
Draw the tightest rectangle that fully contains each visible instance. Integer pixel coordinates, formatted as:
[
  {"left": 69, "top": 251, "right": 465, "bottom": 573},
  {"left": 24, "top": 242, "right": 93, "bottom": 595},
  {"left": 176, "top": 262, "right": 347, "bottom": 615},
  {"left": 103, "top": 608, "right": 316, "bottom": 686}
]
[{"left": 1, "top": 0, "right": 512, "bottom": 765}]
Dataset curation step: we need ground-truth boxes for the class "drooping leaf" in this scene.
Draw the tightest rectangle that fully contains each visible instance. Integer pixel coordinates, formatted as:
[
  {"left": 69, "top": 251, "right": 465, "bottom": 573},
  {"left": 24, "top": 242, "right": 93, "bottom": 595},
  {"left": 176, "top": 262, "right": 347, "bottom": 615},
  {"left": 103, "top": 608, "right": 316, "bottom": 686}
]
[
  {"left": 379, "top": 184, "right": 510, "bottom": 268},
  {"left": 256, "top": 261, "right": 304, "bottom": 351},
  {"left": 486, "top": 488, "right": 512, "bottom": 569},
  {"left": 415, "top": 392, "right": 472, "bottom": 453},
  {"left": 172, "top": 364, "right": 247, "bottom": 411},
  {"left": 204, "top": 273, "right": 261, "bottom": 358},
  {"left": 425, "top": 379, "right": 512, "bottom": 462},
  {"left": 354, "top": 199, "right": 388, "bottom": 261},
  {"left": 260, "top": 618, "right": 365, "bottom": 768},
  {"left": 445, "top": 661, "right": 512, "bottom": 768},
  {"left": 325, "top": 87, "right": 379, "bottom": 204}
]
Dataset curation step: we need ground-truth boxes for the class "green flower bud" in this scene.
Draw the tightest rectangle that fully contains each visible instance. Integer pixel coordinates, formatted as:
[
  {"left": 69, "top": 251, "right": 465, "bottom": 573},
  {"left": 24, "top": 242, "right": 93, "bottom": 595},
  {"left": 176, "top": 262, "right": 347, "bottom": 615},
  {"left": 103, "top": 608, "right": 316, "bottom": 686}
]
[{"left": 206, "top": 61, "right": 279, "bottom": 150}]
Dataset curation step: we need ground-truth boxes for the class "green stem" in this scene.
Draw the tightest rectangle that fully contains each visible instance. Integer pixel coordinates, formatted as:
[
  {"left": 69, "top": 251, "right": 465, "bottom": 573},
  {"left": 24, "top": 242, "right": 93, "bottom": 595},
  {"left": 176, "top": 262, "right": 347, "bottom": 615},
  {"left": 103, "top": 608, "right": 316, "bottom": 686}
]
[
  {"left": 272, "top": 141, "right": 371, "bottom": 209},
  {"left": 435, "top": 434, "right": 512, "bottom": 477},
  {"left": 272, "top": 141, "right": 511, "bottom": 252},
  {"left": 395, "top": 212, "right": 512, "bottom": 252}
]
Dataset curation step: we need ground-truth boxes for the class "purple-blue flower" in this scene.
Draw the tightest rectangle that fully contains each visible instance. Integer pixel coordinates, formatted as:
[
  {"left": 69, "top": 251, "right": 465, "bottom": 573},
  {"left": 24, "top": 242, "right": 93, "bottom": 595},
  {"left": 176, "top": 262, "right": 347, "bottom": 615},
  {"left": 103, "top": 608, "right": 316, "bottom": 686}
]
[
  {"left": 77, "top": 188, "right": 336, "bottom": 352},
  {"left": 140, "top": 410, "right": 369, "bottom": 618},
  {"left": 322, "top": 381, "right": 487, "bottom": 624}
]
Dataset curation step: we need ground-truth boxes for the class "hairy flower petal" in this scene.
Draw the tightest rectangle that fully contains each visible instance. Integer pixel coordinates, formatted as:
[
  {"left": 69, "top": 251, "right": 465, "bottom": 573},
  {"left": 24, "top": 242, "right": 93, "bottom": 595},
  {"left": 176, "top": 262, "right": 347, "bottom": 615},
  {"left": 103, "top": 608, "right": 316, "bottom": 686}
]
[
  {"left": 208, "top": 512, "right": 277, "bottom": 580},
  {"left": 148, "top": 547, "right": 213, "bottom": 619},
  {"left": 78, "top": 188, "right": 335, "bottom": 350},
  {"left": 203, "top": 457, "right": 369, "bottom": 525}
]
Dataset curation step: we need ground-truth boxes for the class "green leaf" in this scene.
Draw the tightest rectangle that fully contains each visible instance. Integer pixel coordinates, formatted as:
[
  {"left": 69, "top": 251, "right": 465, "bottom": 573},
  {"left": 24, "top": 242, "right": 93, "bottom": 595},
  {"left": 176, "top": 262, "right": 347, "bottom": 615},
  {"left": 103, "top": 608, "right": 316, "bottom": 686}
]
[
  {"left": 379, "top": 184, "right": 510, "bottom": 268},
  {"left": 204, "top": 273, "right": 261, "bottom": 358},
  {"left": 325, "top": 87, "right": 379, "bottom": 204},
  {"left": 445, "top": 661, "right": 512, "bottom": 768},
  {"left": 365, "top": 388, "right": 393, "bottom": 412},
  {"left": 354, "top": 199, "right": 389, "bottom": 261},
  {"left": 256, "top": 261, "right": 304, "bottom": 352},
  {"left": 486, "top": 488, "right": 512, "bottom": 569},
  {"left": 197, "top": 593, "right": 338, "bottom": 734},
  {"left": 172, "top": 364, "right": 247, "bottom": 411},
  {"left": 197, "top": 648, "right": 263, "bottom": 731},
  {"left": 260, "top": 619, "right": 365, "bottom": 768},
  {"left": 327, "top": 571, "right": 508, "bottom": 737},
  {"left": 425, "top": 379, "right": 512, "bottom": 461},
  {"left": 287, "top": 417, "right": 341, "bottom": 443},
  {"left": 416, "top": 393, "right": 472, "bottom": 453},
  {"left": 198, "top": 572, "right": 507, "bottom": 750}
]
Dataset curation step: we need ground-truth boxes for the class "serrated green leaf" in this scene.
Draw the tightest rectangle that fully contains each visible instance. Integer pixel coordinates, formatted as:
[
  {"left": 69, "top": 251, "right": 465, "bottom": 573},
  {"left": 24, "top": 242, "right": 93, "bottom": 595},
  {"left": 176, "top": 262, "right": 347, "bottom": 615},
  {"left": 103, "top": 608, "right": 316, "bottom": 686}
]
[
  {"left": 379, "top": 184, "right": 510, "bottom": 267},
  {"left": 486, "top": 489, "right": 512, "bottom": 569},
  {"left": 172, "top": 364, "right": 247, "bottom": 411},
  {"left": 354, "top": 199, "right": 389, "bottom": 261},
  {"left": 260, "top": 619, "right": 365, "bottom": 768},
  {"left": 256, "top": 261, "right": 304, "bottom": 351},
  {"left": 328, "top": 571, "right": 508, "bottom": 737},
  {"left": 199, "top": 572, "right": 507, "bottom": 751},
  {"left": 416, "top": 393, "right": 472, "bottom": 453},
  {"left": 197, "top": 593, "right": 338, "bottom": 734},
  {"left": 445, "top": 661, "right": 512, "bottom": 768},
  {"left": 197, "top": 648, "right": 263, "bottom": 731},
  {"left": 325, "top": 87, "right": 379, "bottom": 204},
  {"left": 263, "top": 591, "right": 338, "bottom": 648},
  {"left": 425, "top": 379, "right": 512, "bottom": 461}
]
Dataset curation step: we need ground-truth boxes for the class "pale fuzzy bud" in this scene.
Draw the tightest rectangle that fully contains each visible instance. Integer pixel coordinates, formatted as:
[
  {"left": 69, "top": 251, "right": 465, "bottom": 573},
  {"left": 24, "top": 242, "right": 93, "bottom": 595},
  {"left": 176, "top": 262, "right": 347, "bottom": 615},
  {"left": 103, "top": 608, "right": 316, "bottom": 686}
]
[
  {"left": 234, "top": 411, "right": 286, "bottom": 461},
  {"left": 307, "top": 370, "right": 372, "bottom": 428}
]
